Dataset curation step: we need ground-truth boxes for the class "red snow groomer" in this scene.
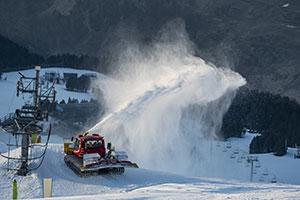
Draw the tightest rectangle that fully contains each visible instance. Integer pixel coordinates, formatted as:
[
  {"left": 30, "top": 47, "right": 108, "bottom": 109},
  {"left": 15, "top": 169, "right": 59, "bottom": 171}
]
[{"left": 64, "top": 133, "right": 138, "bottom": 176}]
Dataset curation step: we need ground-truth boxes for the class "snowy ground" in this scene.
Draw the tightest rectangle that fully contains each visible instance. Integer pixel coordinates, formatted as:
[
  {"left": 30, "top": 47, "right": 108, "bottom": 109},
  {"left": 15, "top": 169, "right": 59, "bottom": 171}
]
[
  {"left": 0, "top": 67, "right": 95, "bottom": 118},
  {"left": 1, "top": 132, "right": 300, "bottom": 199},
  {"left": 44, "top": 182, "right": 300, "bottom": 200},
  {"left": 1, "top": 68, "right": 300, "bottom": 199}
]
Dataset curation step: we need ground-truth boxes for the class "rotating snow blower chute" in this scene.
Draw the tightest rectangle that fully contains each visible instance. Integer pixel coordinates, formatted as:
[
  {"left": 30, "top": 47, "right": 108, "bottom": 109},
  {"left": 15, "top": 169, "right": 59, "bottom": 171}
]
[{"left": 64, "top": 132, "right": 138, "bottom": 176}]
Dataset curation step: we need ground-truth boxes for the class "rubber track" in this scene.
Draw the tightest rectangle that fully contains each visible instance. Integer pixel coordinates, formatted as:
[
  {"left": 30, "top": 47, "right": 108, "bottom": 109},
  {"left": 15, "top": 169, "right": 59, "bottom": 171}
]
[{"left": 64, "top": 155, "right": 125, "bottom": 177}]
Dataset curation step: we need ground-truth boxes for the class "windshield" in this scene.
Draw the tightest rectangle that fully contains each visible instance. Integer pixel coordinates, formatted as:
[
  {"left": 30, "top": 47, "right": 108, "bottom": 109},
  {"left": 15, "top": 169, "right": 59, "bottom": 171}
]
[{"left": 85, "top": 140, "right": 103, "bottom": 149}]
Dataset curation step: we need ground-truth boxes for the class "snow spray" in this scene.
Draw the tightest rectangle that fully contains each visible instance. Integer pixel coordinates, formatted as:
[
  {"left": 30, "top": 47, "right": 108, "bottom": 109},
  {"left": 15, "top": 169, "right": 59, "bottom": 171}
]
[{"left": 90, "top": 19, "right": 246, "bottom": 176}]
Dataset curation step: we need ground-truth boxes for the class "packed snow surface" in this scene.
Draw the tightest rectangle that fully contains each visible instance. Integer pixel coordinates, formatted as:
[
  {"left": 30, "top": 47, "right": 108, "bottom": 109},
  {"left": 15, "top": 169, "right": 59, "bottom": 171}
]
[{"left": 1, "top": 132, "right": 300, "bottom": 199}]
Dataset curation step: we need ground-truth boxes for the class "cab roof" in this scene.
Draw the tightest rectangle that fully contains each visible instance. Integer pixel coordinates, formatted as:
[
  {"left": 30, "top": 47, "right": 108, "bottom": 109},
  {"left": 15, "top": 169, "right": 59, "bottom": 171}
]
[{"left": 78, "top": 133, "right": 104, "bottom": 141}]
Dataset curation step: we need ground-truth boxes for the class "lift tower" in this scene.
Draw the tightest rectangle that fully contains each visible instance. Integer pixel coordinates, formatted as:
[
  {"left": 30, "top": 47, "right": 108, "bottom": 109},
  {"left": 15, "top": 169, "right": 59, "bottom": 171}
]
[{"left": 0, "top": 66, "right": 56, "bottom": 176}]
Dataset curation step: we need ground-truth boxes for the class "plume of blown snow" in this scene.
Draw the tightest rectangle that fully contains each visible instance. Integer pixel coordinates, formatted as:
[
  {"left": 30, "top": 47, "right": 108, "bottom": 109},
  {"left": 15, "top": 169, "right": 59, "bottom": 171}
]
[{"left": 90, "top": 19, "right": 246, "bottom": 175}]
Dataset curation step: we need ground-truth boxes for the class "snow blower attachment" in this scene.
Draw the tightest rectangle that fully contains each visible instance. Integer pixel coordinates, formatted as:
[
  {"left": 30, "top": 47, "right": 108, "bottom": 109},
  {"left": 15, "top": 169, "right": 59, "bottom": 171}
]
[{"left": 64, "top": 133, "right": 138, "bottom": 176}]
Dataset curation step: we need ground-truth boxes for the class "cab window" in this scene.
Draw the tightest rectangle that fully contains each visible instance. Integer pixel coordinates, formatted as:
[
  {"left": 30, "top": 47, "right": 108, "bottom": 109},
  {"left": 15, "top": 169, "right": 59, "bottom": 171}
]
[
  {"left": 85, "top": 140, "right": 102, "bottom": 149},
  {"left": 74, "top": 138, "right": 80, "bottom": 149}
]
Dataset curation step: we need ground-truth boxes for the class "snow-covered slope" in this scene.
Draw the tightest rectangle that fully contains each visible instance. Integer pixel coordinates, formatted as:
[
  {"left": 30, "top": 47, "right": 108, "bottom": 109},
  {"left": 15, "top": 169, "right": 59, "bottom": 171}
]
[
  {"left": 1, "top": 67, "right": 300, "bottom": 199},
  {"left": 1, "top": 132, "right": 300, "bottom": 199},
  {"left": 0, "top": 67, "right": 95, "bottom": 118},
  {"left": 225, "top": 134, "right": 300, "bottom": 185}
]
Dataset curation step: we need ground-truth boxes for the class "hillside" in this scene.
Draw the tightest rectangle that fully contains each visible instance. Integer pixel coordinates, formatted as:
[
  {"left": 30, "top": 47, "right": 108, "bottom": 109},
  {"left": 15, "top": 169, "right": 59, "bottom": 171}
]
[
  {"left": 0, "top": 0, "right": 299, "bottom": 102},
  {"left": 1, "top": 68, "right": 300, "bottom": 199},
  {"left": 0, "top": 34, "right": 100, "bottom": 72},
  {"left": 1, "top": 131, "right": 300, "bottom": 199},
  {"left": 0, "top": 67, "right": 94, "bottom": 118},
  {"left": 0, "top": 34, "right": 44, "bottom": 70}
]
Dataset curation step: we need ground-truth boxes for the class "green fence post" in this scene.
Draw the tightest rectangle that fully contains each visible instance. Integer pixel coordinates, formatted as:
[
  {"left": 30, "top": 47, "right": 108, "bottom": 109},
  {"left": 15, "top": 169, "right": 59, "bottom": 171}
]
[
  {"left": 12, "top": 179, "right": 17, "bottom": 200},
  {"left": 31, "top": 132, "right": 37, "bottom": 143}
]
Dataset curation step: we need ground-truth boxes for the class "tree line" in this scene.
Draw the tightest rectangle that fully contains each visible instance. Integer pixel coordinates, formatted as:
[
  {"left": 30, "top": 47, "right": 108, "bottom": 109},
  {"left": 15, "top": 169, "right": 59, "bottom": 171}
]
[
  {"left": 65, "top": 75, "right": 91, "bottom": 92},
  {"left": 0, "top": 34, "right": 107, "bottom": 73},
  {"left": 221, "top": 87, "right": 300, "bottom": 155}
]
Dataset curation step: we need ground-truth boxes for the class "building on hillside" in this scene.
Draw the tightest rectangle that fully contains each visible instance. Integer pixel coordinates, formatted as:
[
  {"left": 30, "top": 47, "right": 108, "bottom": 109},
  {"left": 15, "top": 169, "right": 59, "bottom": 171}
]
[
  {"left": 63, "top": 73, "right": 78, "bottom": 82},
  {"left": 44, "top": 71, "right": 60, "bottom": 82}
]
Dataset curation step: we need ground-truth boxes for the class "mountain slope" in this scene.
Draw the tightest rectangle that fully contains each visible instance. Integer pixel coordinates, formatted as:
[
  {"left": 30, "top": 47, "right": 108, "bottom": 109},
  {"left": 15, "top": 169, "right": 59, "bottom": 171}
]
[
  {"left": 0, "top": 34, "right": 44, "bottom": 70},
  {"left": 0, "top": 0, "right": 299, "bottom": 101},
  {"left": 1, "top": 132, "right": 300, "bottom": 199}
]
